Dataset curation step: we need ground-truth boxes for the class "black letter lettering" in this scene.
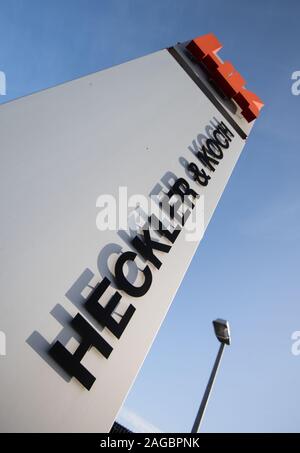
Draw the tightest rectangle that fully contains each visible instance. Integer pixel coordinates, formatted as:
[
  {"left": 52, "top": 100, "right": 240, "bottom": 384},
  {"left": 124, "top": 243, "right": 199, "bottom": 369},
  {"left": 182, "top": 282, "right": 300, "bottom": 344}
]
[
  {"left": 216, "top": 121, "right": 234, "bottom": 141},
  {"left": 85, "top": 277, "right": 135, "bottom": 339},
  {"left": 132, "top": 227, "right": 171, "bottom": 270},
  {"left": 188, "top": 162, "right": 211, "bottom": 187},
  {"left": 49, "top": 313, "right": 112, "bottom": 390},
  {"left": 149, "top": 214, "right": 181, "bottom": 244},
  {"left": 115, "top": 251, "right": 152, "bottom": 297}
]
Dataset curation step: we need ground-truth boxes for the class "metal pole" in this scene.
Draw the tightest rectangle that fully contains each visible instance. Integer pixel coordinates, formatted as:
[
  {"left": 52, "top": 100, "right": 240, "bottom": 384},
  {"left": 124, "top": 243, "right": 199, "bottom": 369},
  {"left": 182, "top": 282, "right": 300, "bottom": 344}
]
[{"left": 191, "top": 342, "right": 225, "bottom": 433}]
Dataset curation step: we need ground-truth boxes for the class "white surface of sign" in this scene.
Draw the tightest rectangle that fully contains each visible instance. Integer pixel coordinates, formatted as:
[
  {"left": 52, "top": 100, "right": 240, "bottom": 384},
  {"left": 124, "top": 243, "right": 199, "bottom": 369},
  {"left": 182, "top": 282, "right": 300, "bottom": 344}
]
[{"left": 0, "top": 48, "right": 253, "bottom": 432}]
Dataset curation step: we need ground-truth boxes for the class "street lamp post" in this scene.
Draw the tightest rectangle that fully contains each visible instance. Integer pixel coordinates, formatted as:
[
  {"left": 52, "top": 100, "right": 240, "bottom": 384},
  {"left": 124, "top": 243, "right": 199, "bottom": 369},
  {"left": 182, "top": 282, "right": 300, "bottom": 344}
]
[{"left": 191, "top": 319, "right": 231, "bottom": 433}]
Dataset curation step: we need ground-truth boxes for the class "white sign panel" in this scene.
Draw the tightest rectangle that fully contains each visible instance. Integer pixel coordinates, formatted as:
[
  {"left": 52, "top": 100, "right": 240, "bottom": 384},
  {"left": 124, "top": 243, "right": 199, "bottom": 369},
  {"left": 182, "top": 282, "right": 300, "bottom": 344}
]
[{"left": 0, "top": 45, "right": 254, "bottom": 432}]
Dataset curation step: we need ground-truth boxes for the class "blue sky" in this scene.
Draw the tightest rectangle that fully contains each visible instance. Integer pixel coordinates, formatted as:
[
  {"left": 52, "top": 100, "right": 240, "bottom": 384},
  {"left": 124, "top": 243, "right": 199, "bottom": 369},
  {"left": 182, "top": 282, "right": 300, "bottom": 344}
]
[{"left": 1, "top": 0, "right": 300, "bottom": 432}]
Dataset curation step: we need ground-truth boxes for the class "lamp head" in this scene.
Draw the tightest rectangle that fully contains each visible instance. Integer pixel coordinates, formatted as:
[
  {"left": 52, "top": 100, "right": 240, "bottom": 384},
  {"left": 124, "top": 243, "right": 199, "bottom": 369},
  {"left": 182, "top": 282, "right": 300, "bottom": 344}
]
[{"left": 213, "top": 319, "right": 231, "bottom": 345}]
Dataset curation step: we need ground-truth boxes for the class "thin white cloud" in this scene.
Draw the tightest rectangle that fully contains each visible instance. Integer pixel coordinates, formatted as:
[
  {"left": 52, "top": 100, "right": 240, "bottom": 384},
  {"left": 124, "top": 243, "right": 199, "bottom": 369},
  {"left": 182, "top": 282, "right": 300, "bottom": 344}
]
[{"left": 117, "top": 406, "right": 162, "bottom": 433}]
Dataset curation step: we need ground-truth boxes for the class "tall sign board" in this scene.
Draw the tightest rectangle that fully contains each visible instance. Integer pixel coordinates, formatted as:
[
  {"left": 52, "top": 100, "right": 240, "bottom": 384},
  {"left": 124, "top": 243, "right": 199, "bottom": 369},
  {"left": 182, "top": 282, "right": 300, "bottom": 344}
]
[{"left": 0, "top": 34, "right": 263, "bottom": 432}]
